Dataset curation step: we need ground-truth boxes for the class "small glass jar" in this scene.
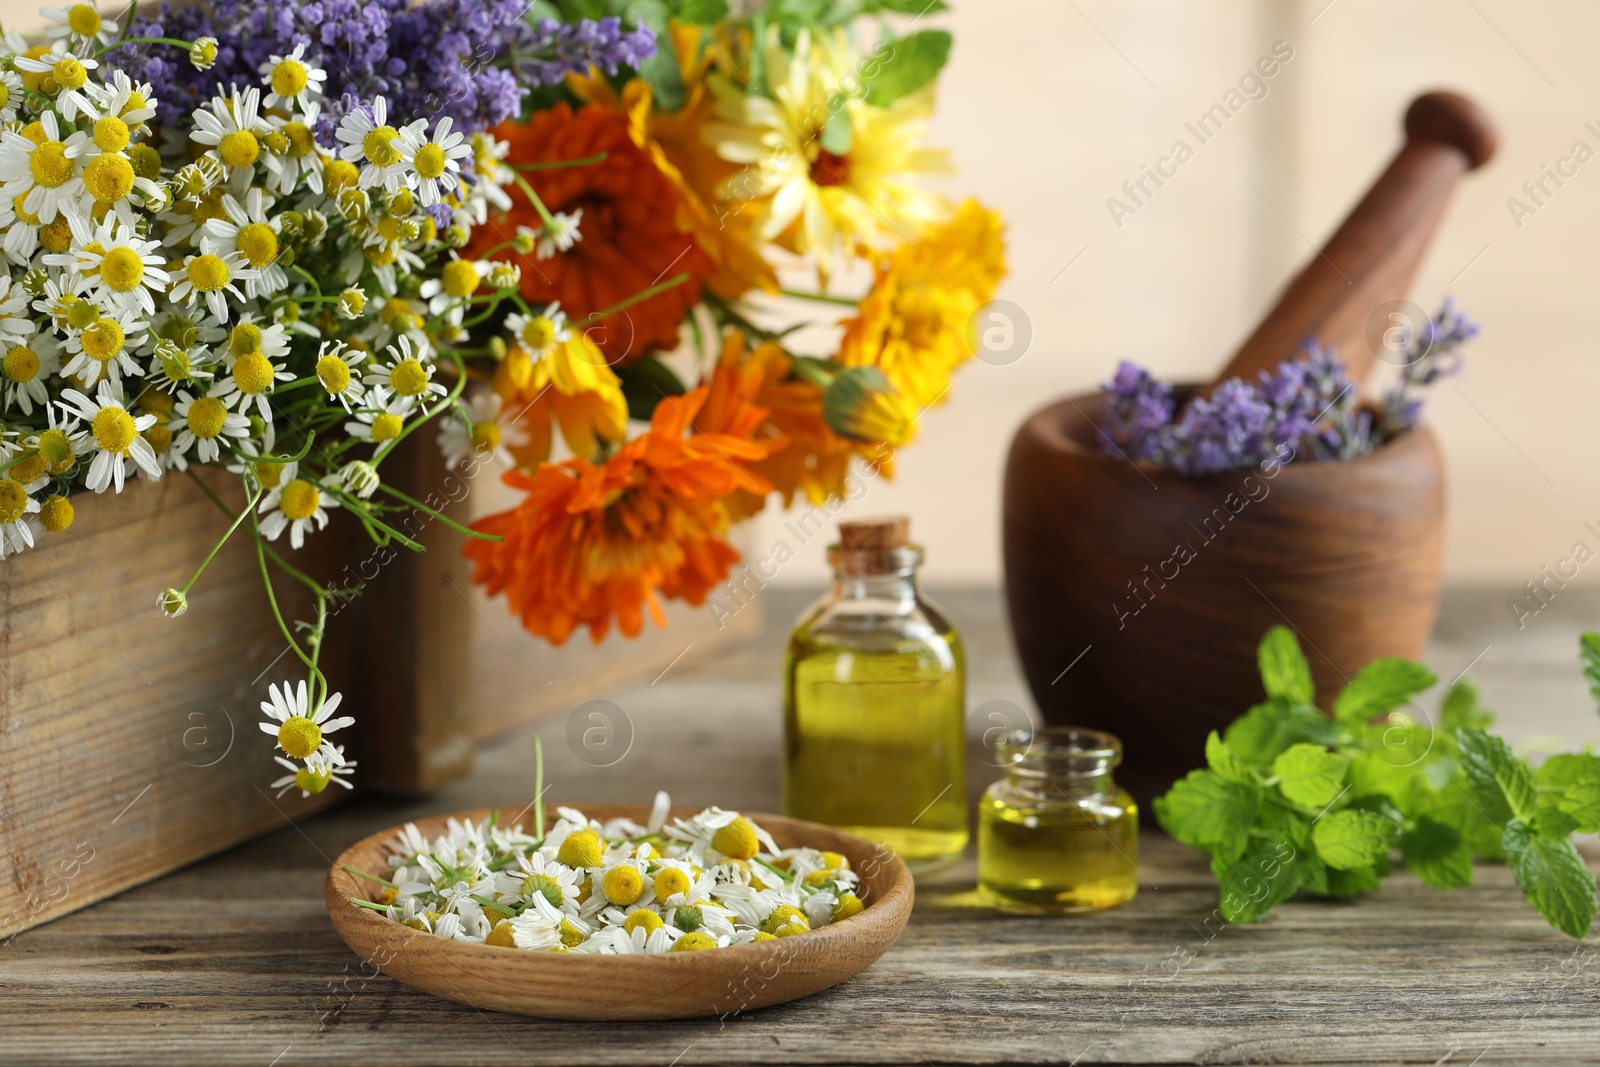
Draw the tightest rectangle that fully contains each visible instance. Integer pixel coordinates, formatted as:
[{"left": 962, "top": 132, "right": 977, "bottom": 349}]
[
  {"left": 782, "top": 518, "right": 968, "bottom": 874},
  {"left": 978, "top": 727, "right": 1138, "bottom": 913}
]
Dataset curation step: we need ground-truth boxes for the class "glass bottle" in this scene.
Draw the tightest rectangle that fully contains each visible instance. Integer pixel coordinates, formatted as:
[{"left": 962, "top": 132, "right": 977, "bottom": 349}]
[
  {"left": 978, "top": 727, "right": 1138, "bottom": 913},
  {"left": 782, "top": 517, "right": 967, "bottom": 873}
]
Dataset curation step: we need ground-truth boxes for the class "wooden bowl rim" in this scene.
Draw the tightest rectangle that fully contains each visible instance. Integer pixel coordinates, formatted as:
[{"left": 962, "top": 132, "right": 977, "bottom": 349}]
[
  {"left": 1023, "top": 385, "right": 1436, "bottom": 481},
  {"left": 325, "top": 803, "right": 915, "bottom": 974}
]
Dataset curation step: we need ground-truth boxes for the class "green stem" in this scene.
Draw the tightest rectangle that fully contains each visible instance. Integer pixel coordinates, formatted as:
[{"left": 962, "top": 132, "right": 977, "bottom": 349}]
[
  {"left": 510, "top": 171, "right": 556, "bottom": 228},
  {"left": 251, "top": 512, "right": 323, "bottom": 691},
  {"left": 513, "top": 153, "right": 607, "bottom": 171},
  {"left": 0, "top": 449, "right": 39, "bottom": 476},
  {"left": 376, "top": 481, "right": 502, "bottom": 542},
  {"left": 342, "top": 865, "right": 398, "bottom": 889},
  {"left": 779, "top": 287, "right": 860, "bottom": 307},
  {"left": 97, "top": 35, "right": 194, "bottom": 56},
  {"left": 346, "top": 898, "right": 391, "bottom": 913},
  {"left": 179, "top": 485, "right": 262, "bottom": 596},
  {"left": 582, "top": 273, "right": 690, "bottom": 324}
]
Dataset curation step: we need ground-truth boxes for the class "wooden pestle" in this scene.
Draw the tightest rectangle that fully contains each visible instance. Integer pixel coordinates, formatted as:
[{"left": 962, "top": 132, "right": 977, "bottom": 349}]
[{"left": 1203, "top": 91, "right": 1496, "bottom": 396}]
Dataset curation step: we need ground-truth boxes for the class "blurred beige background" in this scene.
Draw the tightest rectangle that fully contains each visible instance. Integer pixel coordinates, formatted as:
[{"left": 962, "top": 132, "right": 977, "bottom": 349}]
[{"left": 9, "top": 0, "right": 1592, "bottom": 594}]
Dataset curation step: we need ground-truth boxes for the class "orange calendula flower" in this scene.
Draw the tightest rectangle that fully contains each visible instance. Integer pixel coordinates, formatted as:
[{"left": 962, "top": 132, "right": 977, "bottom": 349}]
[
  {"left": 837, "top": 199, "right": 1008, "bottom": 410},
  {"left": 466, "top": 103, "right": 712, "bottom": 360},
  {"left": 492, "top": 332, "right": 627, "bottom": 467},
  {"left": 568, "top": 24, "right": 777, "bottom": 301},
  {"left": 465, "top": 384, "right": 775, "bottom": 644}
]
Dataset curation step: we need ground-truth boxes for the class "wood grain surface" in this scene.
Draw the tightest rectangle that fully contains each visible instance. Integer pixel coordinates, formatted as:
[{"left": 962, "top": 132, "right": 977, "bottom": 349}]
[{"left": 4, "top": 588, "right": 1599, "bottom": 1066}]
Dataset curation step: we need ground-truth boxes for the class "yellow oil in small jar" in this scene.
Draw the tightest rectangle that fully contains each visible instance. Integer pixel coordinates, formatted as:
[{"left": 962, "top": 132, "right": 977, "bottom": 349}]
[
  {"left": 978, "top": 728, "right": 1138, "bottom": 913},
  {"left": 782, "top": 519, "right": 968, "bottom": 873}
]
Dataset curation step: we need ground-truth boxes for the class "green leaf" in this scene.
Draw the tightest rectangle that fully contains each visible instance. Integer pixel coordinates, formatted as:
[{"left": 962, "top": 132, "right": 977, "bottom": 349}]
[
  {"left": 1272, "top": 743, "right": 1350, "bottom": 809},
  {"left": 1581, "top": 632, "right": 1600, "bottom": 708},
  {"left": 1258, "top": 625, "right": 1315, "bottom": 705},
  {"left": 1224, "top": 700, "right": 1338, "bottom": 767},
  {"left": 1399, "top": 816, "right": 1473, "bottom": 889},
  {"left": 1321, "top": 863, "right": 1385, "bottom": 898},
  {"left": 1332, "top": 658, "right": 1436, "bottom": 724},
  {"left": 624, "top": 0, "right": 685, "bottom": 111},
  {"left": 1311, "top": 809, "right": 1396, "bottom": 870},
  {"left": 615, "top": 356, "right": 687, "bottom": 421},
  {"left": 1537, "top": 753, "right": 1600, "bottom": 832},
  {"left": 1205, "top": 731, "right": 1255, "bottom": 786},
  {"left": 1501, "top": 818, "right": 1598, "bottom": 938},
  {"left": 1426, "top": 783, "right": 1505, "bottom": 860},
  {"left": 1440, "top": 678, "right": 1493, "bottom": 732},
  {"left": 1457, "top": 727, "right": 1537, "bottom": 823},
  {"left": 860, "top": 0, "right": 949, "bottom": 12},
  {"left": 862, "top": 30, "right": 951, "bottom": 107},
  {"left": 1348, "top": 749, "right": 1430, "bottom": 814},
  {"left": 671, "top": 0, "right": 729, "bottom": 21},
  {"left": 1153, "top": 769, "right": 1258, "bottom": 865},
  {"left": 1216, "top": 839, "right": 1303, "bottom": 923}
]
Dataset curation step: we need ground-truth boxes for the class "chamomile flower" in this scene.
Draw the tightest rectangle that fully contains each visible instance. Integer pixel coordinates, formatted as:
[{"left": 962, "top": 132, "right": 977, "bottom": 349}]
[
  {"left": 271, "top": 748, "right": 356, "bottom": 798},
  {"left": 189, "top": 85, "right": 267, "bottom": 175},
  {"left": 536, "top": 209, "right": 583, "bottom": 260},
  {"left": 258, "top": 467, "right": 340, "bottom": 549},
  {"left": 0, "top": 70, "right": 22, "bottom": 123},
  {"left": 256, "top": 678, "right": 353, "bottom": 765},
  {"left": 82, "top": 70, "right": 158, "bottom": 133},
  {"left": 313, "top": 339, "right": 366, "bottom": 412},
  {"left": 59, "top": 307, "right": 146, "bottom": 388},
  {"left": 504, "top": 303, "right": 569, "bottom": 357},
  {"left": 146, "top": 338, "right": 215, "bottom": 394},
  {"left": 2, "top": 334, "right": 62, "bottom": 415},
  {"left": 344, "top": 384, "right": 409, "bottom": 446},
  {"left": 57, "top": 378, "right": 160, "bottom": 492},
  {"left": 215, "top": 339, "right": 292, "bottom": 421},
  {"left": 0, "top": 110, "right": 88, "bottom": 223},
  {"left": 364, "top": 335, "right": 446, "bottom": 414},
  {"left": 260, "top": 112, "right": 323, "bottom": 195},
  {"left": 259, "top": 44, "right": 326, "bottom": 113},
  {"left": 14, "top": 50, "right": 98, "bottom": 120},
  {"left": 396, "top": 116, "right": 471, "bottom": 207},
  {"left": 200, "top": 188, "right": 285, "bottom": 296},
  {"left": 64, "top": 215, "right": 171, "bottom": 315},
  {"left": 172, "top": 386, "right": 250, "bottom": 463},
  {"left": 41, "top": 4, "right": 120, "bottom": 54},
  {"left": 168, "top": 249, "right": 258, "bottom": 323},
  {"left": 0, "top": 274, "right": 34, "bottom": 340},
  {"left": 437, "top": 390, "right": 526, "bottom": 472},
  {"left": 0, "top": 468, "right": 43, "bottom": 558},
  {"left": 418, "top": 254, "right": 487, "bottom": 322},
  {"left": 335, "top": 96, "right": 407, "bottom": 192}
]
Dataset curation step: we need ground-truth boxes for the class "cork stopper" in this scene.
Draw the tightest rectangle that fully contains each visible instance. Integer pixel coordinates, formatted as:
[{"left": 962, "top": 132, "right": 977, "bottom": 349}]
[{"left": 838, "top": 516, "right": 910, "bottom": 551}]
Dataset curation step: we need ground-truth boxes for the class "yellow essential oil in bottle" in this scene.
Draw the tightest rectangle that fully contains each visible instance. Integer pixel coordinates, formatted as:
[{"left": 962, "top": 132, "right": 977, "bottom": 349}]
[
  {"left": 782, "top": 517, "right": 968, "bottom": 874},
  {"left": 978, "top": 728, "right": 1138, "bottom": 913}
]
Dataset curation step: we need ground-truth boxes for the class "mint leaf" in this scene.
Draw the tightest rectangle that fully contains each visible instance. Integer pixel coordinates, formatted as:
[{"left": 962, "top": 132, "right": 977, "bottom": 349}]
[
  {"left": 1581, "top": 632, "right": 1600, "bottom": 708},
  {"left": 1348, "top": 749, "right": 1430, "bottom": 814},
  {"left": 1501, "top": 818, "right": 1598, "bottom": 938},
  {"left": 1332, "top": 659, "right": 1436, "bottom": 724},
  {"left": 1457, "top": 727, "right": 1537, "bottom": 823},
  {"left": 1225, "top": 700, "right": 1338, "bottom": 766},
  {"left": 1272, "top": 743, "right": 1350, "bottom": 809},
  {"left": 863, "top": 30, "right": 951, "bottom": 106},
  {"left": 1206, "top": 731, "right": 1255, "bottom": 785},
  {"left": 1440, "top": 678, "right": 1493, "bottom": 732},
  {"left": 1153, "top": 770, "right": 1258, "bottom": 864},
  {"left": 1427, "top": 783, "right": 1505, "bottom": 860},
  {"left": 1400, "top": 816, "right": 1473, "bottom": 889},
  {"left": 1217, "top": 839, "right": 1303, "bottom": 923},
  {"left": 1311, "top": 809, "right": 1396, "bottom": 870},
  {"left": 1321, "top": 863, "right": 1385, "bottom": 898},
  {"left": 1537, "top": 753, "right": 1600, "bottom": 833},
  {"left": 1258, "top": 625, "right": 1315, "bottom": 705}
]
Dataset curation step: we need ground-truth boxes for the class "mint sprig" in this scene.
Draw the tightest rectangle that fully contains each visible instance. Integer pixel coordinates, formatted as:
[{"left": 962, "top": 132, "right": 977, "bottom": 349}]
[{"left": 1153, "top": 626, "right": 1600, "bottom": 938}]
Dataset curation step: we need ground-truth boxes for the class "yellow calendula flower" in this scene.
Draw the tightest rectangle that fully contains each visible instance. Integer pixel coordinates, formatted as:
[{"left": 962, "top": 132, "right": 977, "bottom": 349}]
[
  {"left": 837, "top": 199, "right": 1008, "bottom": 411},
  {"left": 493, "top": 332, "right": 627, "bottom": 468}
]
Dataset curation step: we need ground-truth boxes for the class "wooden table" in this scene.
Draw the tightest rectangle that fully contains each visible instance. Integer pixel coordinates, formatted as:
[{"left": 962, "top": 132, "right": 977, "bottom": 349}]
[{"left": 5, "top": 587, "right": 1600, "bottom": 1066}]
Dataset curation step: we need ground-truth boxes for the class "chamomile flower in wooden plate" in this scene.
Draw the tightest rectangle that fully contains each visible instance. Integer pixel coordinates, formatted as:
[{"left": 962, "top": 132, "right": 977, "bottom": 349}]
[{"left": 324, "top": 793, "right": 914, "bottom": 1020}]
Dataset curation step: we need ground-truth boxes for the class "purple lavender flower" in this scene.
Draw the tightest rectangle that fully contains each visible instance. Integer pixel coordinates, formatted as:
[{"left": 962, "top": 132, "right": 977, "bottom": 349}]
[
  {"left": 512, "top": 17, "right": 658, "bottom": 87},
  {"left": 1381, "top": 298, "right": 1479, "bottom": 431}
]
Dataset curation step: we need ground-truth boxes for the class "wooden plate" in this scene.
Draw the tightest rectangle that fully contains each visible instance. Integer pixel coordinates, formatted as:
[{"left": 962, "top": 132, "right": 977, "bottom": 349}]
[{"left": 324, "top": 804, "right": 915, "bottom": 1020}]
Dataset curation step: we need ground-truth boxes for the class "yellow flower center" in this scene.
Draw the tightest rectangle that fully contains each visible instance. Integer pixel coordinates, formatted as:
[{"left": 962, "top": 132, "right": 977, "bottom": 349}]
[
  {"left": 623, "top": 909, "right": 663, "bottom": 936},
  {"left": 556, "top": 829, "right": 603, "bottom": 868},
  {"left": 369, "top": 412, "right": 402, "bottom": 442},
  {"left": 52, "top": 56, "right": 88, "bottom": 91},
  {"left": 92, "top": 405, "right": 136, "bottom": 453},
  {"left": 653, "top": 868, "right": 691, "bottom": 901},
  {"left": 0, "top": 84, "right": 10, "bottom": 112},
  {"left": 80, "top": 317, "right": 125, "bottom": 362},
  {"left": 484, "top": 920, "right": 515, "bottom": 948},
  {"left": 29, "top": 141, "right": 74, "bottom": 188},
  {"left": 388, "top": 358, "right": 429, "bottom": 397},
  {"left": 186, "top": 396, "right": 228, "bottom": 438},
  {"left": 229, "top": 323, "right": 262, "bottom": 356},
  {"left": 469, "top": 421, "right": 500, "bottom": 453},
  {"left": 236, "top": 222, "right": 278, "bottom": 267},
  {"left": 324, "top": 158, "right": 358, "bottom": 192},
  {"left": 218, "top": 129, "right": 259, "bottom": 170},
  {"left": 19, "top": 47, "right": 53, "bottom": 94},
  {"left": 671, "top": 932, "right": 717, "bottom": 952},
  {"left": 143, "top": 421, "right": 171, "bottom": 452},
  {"left": 364, "top": 243, "right": 399, "bottom": 268},
  {"left": 520, "top": 873, "right": 565, "bottom": 908},
  {"left": 760, "top": 904, "right": 809, "bottom": 937},
  {"left": 38, "top": 216, "right": 72, "bottom": 254},
  {"left": 231, "top": 352, "right": 275, "bottom": 394},
  {"left": 413, "top": 143, "right": 447, "bottom": 180},
  {"left": 160, "top": 347, "right": 190, "bottom": 382},
  {"left": 186, "top": 254, "right": 230, "bottom": 293},
  {"left": 379, "top": 297, "right": 411, "bottom": 325},
  {"left": 158, "top": 314, "right": 197, "bottom": 348},
  {"left": 37, "top": 429, "right": 74, "bottom": 470},
  {"left": 284, "top": 122, "right": 315, "bottom": 158},
  {"left": 92, "top": 116, "right": 130, "bottom": 154},
  {"left": 9, "top": 453, "right": 46, "bottom": 483},
  {"left": 270, "top": 58, "right": 308, "bottom": 98},
  {"left": 128, "top": 143, "right": 161, "bottom": 180},
  {"left": 64, "top": 298, "right": 97, "bottom": 331},
  {"left": 831, "top": 893, "right": 864, "bottom": 923},
  {"left": 557, "top": 919, "right": 584, "bottom": 948},
  {"left": 67, "top": 4, "right": 102, "bottom": 36},
  {"left": 121, "top": 89, "right": 148, "bottom": 117},
  {"left": 279, "top": 478, "right": 320, "bottom": 521},
  {"left": 441, "top": 259, "right": 478, "bottom": 298},
  {"left": 362, "top": 125, "right": 401, "bottom": 167},
  {"left": 712, "top": 817, "right": 759, "bottom": 860},
  {"left": 83, "top": 152, "right": 135, "bottom": 203},
  {"left": 316, "top": 353, "right": 351, "bottom": 395},
  {"left": 520, "top": 318, "right": 556, "bottom": 351},
  {"left": 602, "top": 866, "right": 643, "bottom": 906},
  {"left": 39, "top": 494, "right": 73, "bottom": 532},
  {"left": 388, "top": 188, "right": 414, "bottom": 216},
  {"left": 0, "top": 479, "right": 26, "bottom": 523},
  {"left": 2, "top": 345, "right": 39, "bottom": 382},
  {"left": 99, "top": 246, "right": 144, "bottom": 292},
  {"left": 276, "top": 715, "right": 321, "bottom": 759},
  {"left": 294, "top": 766, "right": 331, "bottom": 794},
  {"left": 252, "top": 460, "right": 283, "bottom": 489}
]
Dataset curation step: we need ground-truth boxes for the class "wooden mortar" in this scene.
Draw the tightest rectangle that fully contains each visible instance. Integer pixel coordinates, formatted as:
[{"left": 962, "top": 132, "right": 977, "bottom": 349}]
[{"left": 1002, "top": 92, "right": 1495, "bottom": 804}]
